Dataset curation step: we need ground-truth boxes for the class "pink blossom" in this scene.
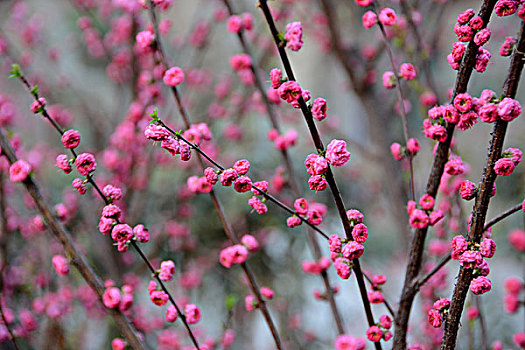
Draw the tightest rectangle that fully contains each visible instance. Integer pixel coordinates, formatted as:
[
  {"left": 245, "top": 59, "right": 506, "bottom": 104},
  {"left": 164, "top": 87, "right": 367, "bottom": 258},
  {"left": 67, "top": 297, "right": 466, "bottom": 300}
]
[
  {"left": 52, "top": 255, "right": 69, "bottom": 275},
  {"left": 75, "top": 153, "right": 97, "bottom": 176},
  {"left": 382, "top": 71, "right": 396, "bottom": 89},
  {"left": 220, "top": 168, "right": 238, "bottom": 186},
  {"left": 497, "top": 97, "right": 521, "bottom": 121},
  {"left": 334, "top": 334, "right": 366, "bottom": 350},
  {"left": 251, "top": 181, "right": 268, "bottom": 195},
  {"left": 136, "top": 30, "right": 155, "bottom": 49},
  {"left": 406, "top": 200, "right": 416, "bottom": 215},
  {"left": 61, "top": 129, "right": 81, "bottom": 149},
  {"left": 368, "top": 290, "right": 384, "bottom": 304},
  {"left": 346, "top": 209, "right": 364, "bottom": 224},
  {"left": 390, "top": 142, "right": 404, "bottom": 160},
  {"left": 311, "top": 98, "right": 327, "bottom": 121},
  {"left": 307, "top": 208, "right": 324, "bottom": 225},
  {"left": 443, "top": 104, "right": 460, "bottom": 124},
  {"left": 103, "top": 184, "right": 122, "bottom": 201},
  {"left": 451, "top": 235, "right": 468, "bottom": 259},
  {"left": 260, "top": 287, "right": 274, "bottom": 299},
  {"left": 469, "top": 15, "right": 483, "bottom": 29},
  {"left": 362, "top": 11, "right": 377, "bottom": 29},
  {"left": 159, "top": 260, "right": 175, "bottom": 282},
  {"left": 503, "top": 147, "right": 522, "bottom": 164},
  {"left": 163, "top": 67, "right": 184, "bottom": 87},
  {"left": 457, "top": 111, "right": 478, "bottom": 131},
  {"left": 329, "top": 235, "right": 342, "bottom": 253},
  {"left": 495, "top": 0, "right": 518, "bottom": 16},
  {"left": 494, "top": 158, "right": 515, "bottom": 175},
  {"left": 233, "top": 159, "right": 250, "bottom": 175},
  {"left": 226, "top": 15, "right": 242, "bottom": 33},
  {"left": 277, "top": 81, "right": 302, "bottom": 103},
  {"left": 150, "top": 290, "right": 168, "bottom": 306},
  {"left": 334, "top": 258, "right": 352, "bottom": 279},
  {"left": 294, "top": 198, "right": 309, "bottom": 215},
  {"left": 56, "top": 154, "right": 72, "bottom": 174},
  {"left": 424, "top": 123, "right": 448, "bottom": 143},
  {"left": 102, "top": 204, "right": 121, "bottom": 219},
  {"left": 341, "top": 241, "right": 365, "bottom": 259},
  {"left": 400, "top": 63, "right": 416, "bottom": 80},
  {"left": 166, "top": 305, "right": 178, "bottom": 322},
  {"left": 304, "top": 154, "right": 328, "bottom": 175},
  {"left": 352, "top": 223, "right": 368, "bottom": 243},
  {"left": 99, "top": 217, "right": 115, "bottom": 235},
  {"left": 184, "top": 304, "right": 201, "bottom": 324},
  {"left": 241, "top": 234, "right": 259, "bottom": 252},
  {"left": 9, "top": 160, "right": 31, "bottom": 183},
  {"left": 454, "top": 93, "right": 472, "bottom": 113},
  {"left": 133, "top": 224, "right": 149, "bottom": 243},
  {"left": 379, "top": 314, "right": 392, "bottom": 329},
  {"left": 248, "top": 196, "right": 268, "bottom": 215},
  {"left": 269, "top": 68, "right": 282, "bottom": 89},
  {"left": 428, "top": 309, "right": 442, "bottom": 328},
  {"left": 230, "top": 54, "right": 252, "bottom": 71},
  {"left": 103, "top": 287, "right": 121, "bottom": 309},
  {"left": 480, "top": 238, "right": 496, "bottom": 258},
  {"left": 30, "top": 98, "right": 46, "bottom": 114},
  {"left": 326, "top": 139, "right": 351, "bottom": 167},
  {"left": 474, "top": 28, "right": 491, "bottom": 46},
  {"left": 459, "top": 250, "right": 483, "bottom": 268},
  {"left": 445, "top": 157, "right": 464, "bottom": 175},
  {"left": 500, "top": 36, "right": 516, "bottom": 56},
  {"left": 460, "top": 180, "right": 477, "bottom": 200},
  {"left": 204, "top": 167, "right": 218, "bottom": 185},
  {"left": 245, "top": 295, "right": 257, "bottom": 311},
  {"left": 508, "top": 229, "right": 525, "bottom": 251},
  {"left": 433, "top": 298, "right": 450, "bottom": 310},
  {"left": 457, "top": 9, "right": 475, "bottom": 24},
  {"left": 419, "top": 194, "right": 435, "bottom": 210},
  {"left": 409, "top": 209, "right": 430, "bottom": 229},
  {"left": 406, "top": 138, "right": 420, "bottom": 155},
  {"left": 479, "top": 103, "right": 498, "bottom": 123},
  {"left": 366, "top": 325, "right": 383, "bottom": 342},
  {"left": 233, "top": 176, "right": 252, "bottom": 193},
  {"left": 284, "top": 21, "right": 303, "bottom": 51},
  {"left": 287, "top": 216, "right": 302, "bottom": 228},
  {"left": 378, "top": 8, "right": 397, "bottom": 26},
  {"left": 72, "top": 178, "right": 86, "bottom": 195},
  {"left": 111, "top": 224, "right": 133, "bottom": 244},
  {"left": 470, "top": 276, "right": 492, "bottom": 295},
  {"left": 429, "top": 210, "right": 444, "bottom": 226},
  {"left": 308, "top": 175, "right": 327, "bottom": 191}
]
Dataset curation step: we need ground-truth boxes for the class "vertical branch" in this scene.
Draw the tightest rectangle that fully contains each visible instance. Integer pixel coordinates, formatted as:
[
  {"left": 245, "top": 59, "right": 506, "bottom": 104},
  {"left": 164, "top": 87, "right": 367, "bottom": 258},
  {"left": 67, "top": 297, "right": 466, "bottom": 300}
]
[
  {"left": 0, "top": 130, "right": 147, "bottom": 350},
  {"left": 441, "top": 20, "right": 525, "bottom": 350},
  {"left": 256, "top": 1, "right": 382, "bottom": 348},
  {"left": 393, "top": 1, "right": 497, "bottom": 348},
  {"left": 221, "top": 0, "right": 345, "bottom": 334},
  {"left": 146, "top": 2, "right": 283, "bottom": 348}
]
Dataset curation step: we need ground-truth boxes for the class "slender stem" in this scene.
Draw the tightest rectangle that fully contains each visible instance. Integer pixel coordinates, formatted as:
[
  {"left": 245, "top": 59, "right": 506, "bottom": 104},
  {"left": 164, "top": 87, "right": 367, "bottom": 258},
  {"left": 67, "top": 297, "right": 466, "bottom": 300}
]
[
  {"left": 372, "top": 3, "right": 415, "bottom": 201},
  {"left": 0, "top": 129, "right": 146, "bottom": 350},
  {"left": 256, "top": 1, "right": 381, "bottom": 348},
  {"left": 12, "top": 71, "right": 200, "bottom": 349},
  {"left": 0, "top": 294, "right": 20, "bottom": 350},
  {"left": 393, "top": 1, "right": 498, "bottom": 347},
  {"left": 441, "top": 21, "right": 525, "bottom": 350},
  {"left": 146, "top": 3, "right": 283, "bottom": 348}
]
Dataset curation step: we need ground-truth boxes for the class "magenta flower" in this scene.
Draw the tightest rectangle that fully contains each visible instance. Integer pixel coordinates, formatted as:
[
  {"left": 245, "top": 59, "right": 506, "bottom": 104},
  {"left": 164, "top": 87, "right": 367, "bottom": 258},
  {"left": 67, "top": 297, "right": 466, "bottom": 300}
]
[{"left": 9, "top": 160, "right": 31, "bottom": 183}]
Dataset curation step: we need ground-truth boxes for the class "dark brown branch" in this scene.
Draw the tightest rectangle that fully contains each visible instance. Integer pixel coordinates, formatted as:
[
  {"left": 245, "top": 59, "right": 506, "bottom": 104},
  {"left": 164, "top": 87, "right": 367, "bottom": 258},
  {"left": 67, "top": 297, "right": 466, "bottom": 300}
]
[
  {"left": 256, "top": 2, "right": 381, "bottom": 349},
  {"left": 393, "top": 1, "right": 498, "bottom": 348},
  {"left": 441, "top": 20, "right": 525, "bottom": 350},
  {"left": 0, "top": 130, "right": 146, "bottom": 350}
]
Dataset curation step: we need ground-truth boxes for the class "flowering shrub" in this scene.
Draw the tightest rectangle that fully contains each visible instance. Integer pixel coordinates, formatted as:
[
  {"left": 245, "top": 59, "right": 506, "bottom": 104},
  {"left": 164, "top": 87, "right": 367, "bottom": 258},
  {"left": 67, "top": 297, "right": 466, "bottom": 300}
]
[{"left": 0, "top": 0, "right": 523, "bottom": 349}]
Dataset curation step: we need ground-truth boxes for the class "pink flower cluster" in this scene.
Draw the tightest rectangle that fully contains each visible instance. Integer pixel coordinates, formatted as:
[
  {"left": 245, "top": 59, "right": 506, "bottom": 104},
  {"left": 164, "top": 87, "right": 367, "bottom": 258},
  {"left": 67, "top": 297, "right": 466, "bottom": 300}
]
[
  {"left": 9, "top": 159, "right": 31, "bottom": 183},
  {"left": 366, "top": 314, "right": 393, "bottom": 343},
  {"left": 144, "top": 123, "right": 193, "bottom": 162},
  {"left": 286, "top": 198, "right": 327, "bottom": 227},
  {"left": 284, "top": 21, "right": 303, "bottom": 51},
  {"left": 407, "top": 194, "right": 444, "bottom": 229},
  {"left": 503, "top": 277, "right": 523, "bottom": 313},
  {"left": 334, "top": 334, "right": 366, "bottom": 350},
  {"left": 390, "top": 138, "right": 420, "bottom": 160},
  {"left": 494, "top": 0, "right": 525, "bottom": 18},
  {"left": 382, "top": 63, "right": 417, "bottom": 89},
  {"left": 226, "top": 13, "right": 253, "bottom": 34},
  {"left": 304, "top": 140, "right": 351, "bottom": 191},
  {"left": 447, "top": 40, "right": 491, "bottom": 72},
  {"left": 495, "top": 147, "right": 522, "bottom": 176},
  {"left": 500, "top": 36, "right": 516, "bottom": 56},
  {"left": 427, "top": 297, "right": 450, "bottom": 328},
  {"left": 367, "top": 275, "right": 387, "bottom": 305},
  {"left": 301, "top": 257, "right": 331, "bottom": 275},
  {"left": 267, "top": 128, "right": 298, "bottom": 151},
  {"left": 102, "top": 282, "right": 134, "bottom": 312},
  {"left": 362, "top": 8, "right": 397, "bottom": 30},
  {"left": 230, "top": 53, "right": 254, "bottom": 85},
  {"left": 219, "top": 234, "right": 258, "bottom": 268},
  {"left": 244, "top": 287, "right": 274, "bottom": 312},
  {"left": 98, "top": 203, "right": 149, "bottom": 251},
  {"left": 454, "top": 9, "right": 492, "bottom": 45},
  {"left": 450, "top": 234, "right": 495, "bottom": 295}
]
